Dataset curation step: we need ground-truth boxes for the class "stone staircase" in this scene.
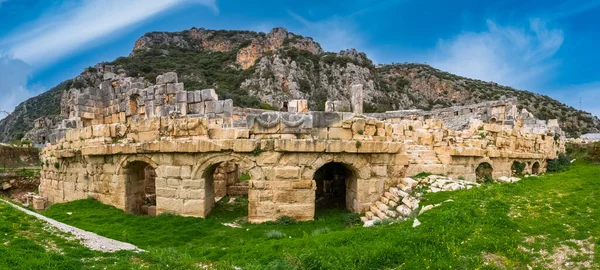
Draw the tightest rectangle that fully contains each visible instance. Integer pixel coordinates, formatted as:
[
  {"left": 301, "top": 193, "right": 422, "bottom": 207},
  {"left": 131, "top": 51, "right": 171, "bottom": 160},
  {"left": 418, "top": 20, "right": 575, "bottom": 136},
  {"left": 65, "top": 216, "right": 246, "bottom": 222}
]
[
  {"left": 361, "top": 178, "right": 421, "bottom": 226},
  {"left": 360, "top": 175, "right": 484, "bottom": 226}
]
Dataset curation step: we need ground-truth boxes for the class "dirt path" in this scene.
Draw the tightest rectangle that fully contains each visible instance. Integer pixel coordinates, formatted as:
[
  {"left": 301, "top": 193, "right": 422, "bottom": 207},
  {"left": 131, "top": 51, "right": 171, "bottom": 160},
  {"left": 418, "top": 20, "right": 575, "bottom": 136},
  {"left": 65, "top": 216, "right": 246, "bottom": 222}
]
[{"left": 1, "top": 198, "right": 144, "bottom": 253}]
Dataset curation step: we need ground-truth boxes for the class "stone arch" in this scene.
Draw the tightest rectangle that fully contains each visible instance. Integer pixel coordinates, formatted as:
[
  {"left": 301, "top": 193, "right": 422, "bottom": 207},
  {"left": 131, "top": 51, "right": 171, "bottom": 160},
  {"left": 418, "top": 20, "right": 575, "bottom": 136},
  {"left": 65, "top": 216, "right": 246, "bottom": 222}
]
[
  {"left": 116, "top": 155, "right": 160, "bottom": 176},
  {"left": 122, "top": 160, "right": 157, "bottom": 215},
  {"left": 489, "top": 117, "right": 497, "bottom": 124},
  {"left": 190, "top": 153, "right": 259, "bottom": 216},
  {"left": 302, "top": 154, "right": 371, "bottom": 180},
  {"left": 313, "top": 162, "right": 357, "bottom": 211},
  {"left": 511, "top": 160, "right": 526, "bottom": 176},
  {"left": 303, "top": 154, "right": 370, "bottom": 213},
  {"left": 475, "top": 162, "right": 493, "bottom": 182},
  {"left": 532, "top": 161, "right": 541, "bottom": 175}
]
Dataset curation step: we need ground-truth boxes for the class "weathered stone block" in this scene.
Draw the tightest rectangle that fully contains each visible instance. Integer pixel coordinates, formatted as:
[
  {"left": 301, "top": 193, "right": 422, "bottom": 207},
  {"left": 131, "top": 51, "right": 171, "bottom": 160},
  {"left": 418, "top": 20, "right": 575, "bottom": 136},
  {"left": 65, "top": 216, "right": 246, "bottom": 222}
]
[{"left": 200, "top": 89, "right": 218, "bottom": 101}]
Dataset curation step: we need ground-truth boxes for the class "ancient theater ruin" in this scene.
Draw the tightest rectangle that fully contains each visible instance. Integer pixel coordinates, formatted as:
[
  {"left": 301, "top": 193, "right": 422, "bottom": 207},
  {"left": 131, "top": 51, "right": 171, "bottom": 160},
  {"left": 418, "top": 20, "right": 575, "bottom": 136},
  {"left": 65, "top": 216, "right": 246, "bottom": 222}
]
[{"left": 37, "top": 70, "right": 565, "bottom": 222}]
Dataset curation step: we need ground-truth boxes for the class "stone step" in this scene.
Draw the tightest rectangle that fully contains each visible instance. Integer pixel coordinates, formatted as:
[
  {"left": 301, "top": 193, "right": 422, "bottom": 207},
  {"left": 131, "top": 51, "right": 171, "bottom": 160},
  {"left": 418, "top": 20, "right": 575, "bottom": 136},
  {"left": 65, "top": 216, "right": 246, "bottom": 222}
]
[
  {"left": 385, "top": 210, "right": 398, "bottom": 218},
  {"left": 365, "top": 211, "right": 374, "bottom": 219},
  {"left": 370, "top": 206, "right": 388, "bottom": 220},
  {"left": 388, "top": 200, "right": 398, "bottom": 208},
  {"left": 396, "top": 204, "right": 412, "bottom": 217},
  {"left": 360, "top": 216, "right": 370, "bottom": 223},
  {"left": 384, "top": 191, "right": 399, "bottom": 202},
  {"left": 375, "top": 201, "right": 389, "bottom": 212},
  {"left": 380, "top": 196, "right": 389, "bottom": 204}
]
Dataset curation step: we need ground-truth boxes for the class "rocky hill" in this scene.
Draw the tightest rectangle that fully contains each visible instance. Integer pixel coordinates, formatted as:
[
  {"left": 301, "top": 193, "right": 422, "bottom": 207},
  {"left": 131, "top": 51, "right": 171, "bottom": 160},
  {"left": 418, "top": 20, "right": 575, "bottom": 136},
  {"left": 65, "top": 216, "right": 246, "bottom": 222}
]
[{"left": 0, "top": 27, "right": 598, "bottom": 140}]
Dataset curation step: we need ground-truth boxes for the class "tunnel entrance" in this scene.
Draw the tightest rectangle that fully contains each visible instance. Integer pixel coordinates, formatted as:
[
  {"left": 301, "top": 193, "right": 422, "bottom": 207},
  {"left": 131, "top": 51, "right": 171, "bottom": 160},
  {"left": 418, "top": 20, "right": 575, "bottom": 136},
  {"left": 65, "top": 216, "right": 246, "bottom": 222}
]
[
  {"left": 532, "top": 162, "right": 540, "bottom": 175},
  {"left": 475, "top": 162, "right": 493, "bottom": 182},
  {"left": 313, "top": 162, "right": 353, "bottom": 210}
]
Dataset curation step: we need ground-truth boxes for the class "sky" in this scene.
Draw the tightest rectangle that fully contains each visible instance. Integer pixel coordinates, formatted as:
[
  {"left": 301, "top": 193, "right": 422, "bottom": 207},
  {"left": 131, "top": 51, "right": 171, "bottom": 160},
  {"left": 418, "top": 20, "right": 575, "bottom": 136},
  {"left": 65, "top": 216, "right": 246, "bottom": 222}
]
[{"left": 0, "top": 0, "right": 599, "bottom": 118}]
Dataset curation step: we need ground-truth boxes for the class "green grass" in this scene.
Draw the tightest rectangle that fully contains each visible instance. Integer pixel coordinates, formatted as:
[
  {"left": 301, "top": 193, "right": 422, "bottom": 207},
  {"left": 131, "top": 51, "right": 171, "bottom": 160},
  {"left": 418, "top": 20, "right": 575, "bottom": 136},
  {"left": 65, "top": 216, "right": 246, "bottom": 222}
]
[
  {"left": 0, "top": 201, "right": 153, "bottom": 269},
  {"left": 6, "top": 161, "right": 600, "bottom": 269}
]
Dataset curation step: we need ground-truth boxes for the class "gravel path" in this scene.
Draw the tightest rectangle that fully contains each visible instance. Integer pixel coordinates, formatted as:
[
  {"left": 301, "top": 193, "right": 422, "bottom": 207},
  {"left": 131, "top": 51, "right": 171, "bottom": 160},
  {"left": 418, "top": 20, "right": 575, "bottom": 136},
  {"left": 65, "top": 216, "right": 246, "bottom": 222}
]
[{"left": 1, "top": 198, "right": 144, "bottom": 253}]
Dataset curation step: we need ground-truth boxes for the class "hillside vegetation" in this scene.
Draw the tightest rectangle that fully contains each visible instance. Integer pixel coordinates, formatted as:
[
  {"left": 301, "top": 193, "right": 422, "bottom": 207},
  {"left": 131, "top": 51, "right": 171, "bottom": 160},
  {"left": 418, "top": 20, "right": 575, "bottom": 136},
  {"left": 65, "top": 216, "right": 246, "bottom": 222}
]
[{"left": 0, "top": 27, "right": 597, "bottom": 141}]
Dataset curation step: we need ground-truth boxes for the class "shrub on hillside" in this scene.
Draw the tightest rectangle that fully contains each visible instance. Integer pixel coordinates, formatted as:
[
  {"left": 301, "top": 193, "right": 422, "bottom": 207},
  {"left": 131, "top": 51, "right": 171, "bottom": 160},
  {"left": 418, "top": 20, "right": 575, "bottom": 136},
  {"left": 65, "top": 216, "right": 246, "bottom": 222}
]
[{"left": 547, "top": 153, "right": 571, "bottom": 172}]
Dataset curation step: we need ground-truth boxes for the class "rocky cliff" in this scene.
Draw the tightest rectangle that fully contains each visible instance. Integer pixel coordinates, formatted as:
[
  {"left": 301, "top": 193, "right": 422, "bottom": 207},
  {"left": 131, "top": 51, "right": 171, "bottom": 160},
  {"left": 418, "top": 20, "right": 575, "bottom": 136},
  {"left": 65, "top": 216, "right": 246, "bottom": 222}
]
[{"left": 0, "top": 27, "right": 598, "bottom": 140}]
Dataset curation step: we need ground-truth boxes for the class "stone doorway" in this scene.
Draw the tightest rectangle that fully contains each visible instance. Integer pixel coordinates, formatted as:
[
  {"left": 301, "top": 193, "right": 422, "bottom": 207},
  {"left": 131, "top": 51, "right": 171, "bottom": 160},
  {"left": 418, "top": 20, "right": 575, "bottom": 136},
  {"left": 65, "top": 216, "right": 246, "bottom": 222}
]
[
  {"left": 313, "top": 162, "right": 354, "bottom": 210},
  {"left": 475, "top": 162, "right": 493, "bottom": 182},
  {"left": 124, "top": 161, "right": 156, "bottom": 216},
  {"left": 532, "top": 162, "right": 540, "bottom": 175}
]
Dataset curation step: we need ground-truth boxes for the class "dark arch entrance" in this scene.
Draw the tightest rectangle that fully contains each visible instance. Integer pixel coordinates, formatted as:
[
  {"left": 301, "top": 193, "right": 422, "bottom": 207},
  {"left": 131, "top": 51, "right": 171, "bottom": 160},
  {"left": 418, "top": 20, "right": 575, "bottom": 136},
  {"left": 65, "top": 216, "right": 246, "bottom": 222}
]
[
  {"left": 532, "top": 162, "right": 540, "bottom": 174},
  {"left": 313, "top": 162, "right": 355, "bottom": 210},
  {"left": 475, "top": 162, "right": 493, "bottom": 182},
  {"left": 511, "top": 161, "right": 526, "bottom": 176},
  {"left": 124, "top": 161, "right": 156, "bottom": 215}
]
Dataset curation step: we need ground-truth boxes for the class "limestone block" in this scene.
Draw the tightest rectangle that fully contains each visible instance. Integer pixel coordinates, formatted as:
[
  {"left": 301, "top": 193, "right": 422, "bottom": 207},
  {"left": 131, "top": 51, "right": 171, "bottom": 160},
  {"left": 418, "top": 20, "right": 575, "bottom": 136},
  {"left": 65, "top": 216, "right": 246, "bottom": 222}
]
[
  {"left": 291, "top": 180, "right": 314, "bottom": 189},
  {"left": 233, "top": 139, "right": 258, "bottom": 152},
  {"left": 328, "top": 127, "right": 352, "bottom": 140},
  {"left": 182, "top": 179, "right": 205, "bottom": 189},
  {"left": 156, "top": 188, "right": 176, "bottom": 198},
  {"left": 273, "top": 189, "right": 313, "bottom": 203},
  {"left": 204, "top": 100, "right": 223, "bottom": 114},
  {"left": 157, "top": 197, "right": 183, "bottom": 213},
  {"left": 274, "top": 166, "right": 300, "bottom": 180},
  {"left": 209, "top": 128, "right": 236, "bottom": 139},
  {"left": 364, "top": 125, "right": 377, "bottom": 136},
  {"left": 222, "top": 99, "right": 233, "bottom": 116},
  {"left": 351, "top": 119, "right": 366, "bottom": 134},
  {"left": 160, "top": 72, "right": 178, "bottom": 84},
  {"left": 200, "top": 89, "right": 218, "bottom": 101},
  {"left": 176, "top": 91, "right": 187, "bottom": 103},
  {"left": 372, "top": 165, "right": 388, "bottom": 177}
]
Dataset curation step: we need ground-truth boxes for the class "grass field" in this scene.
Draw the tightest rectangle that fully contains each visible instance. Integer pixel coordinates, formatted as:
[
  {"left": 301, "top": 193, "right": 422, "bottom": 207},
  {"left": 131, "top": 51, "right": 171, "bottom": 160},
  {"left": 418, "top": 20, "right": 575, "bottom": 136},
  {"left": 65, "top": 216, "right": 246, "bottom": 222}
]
[{"left": 2, "top": 160, "right": 599, "bottom": 269}]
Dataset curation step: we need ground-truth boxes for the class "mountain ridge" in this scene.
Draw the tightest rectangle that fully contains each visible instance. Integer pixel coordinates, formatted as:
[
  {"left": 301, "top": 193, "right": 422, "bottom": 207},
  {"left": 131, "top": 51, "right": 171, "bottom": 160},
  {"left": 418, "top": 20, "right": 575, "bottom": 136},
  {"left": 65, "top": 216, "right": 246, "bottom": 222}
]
[{"left": 0, "top": 26, "right": 597, "bottom": 141}]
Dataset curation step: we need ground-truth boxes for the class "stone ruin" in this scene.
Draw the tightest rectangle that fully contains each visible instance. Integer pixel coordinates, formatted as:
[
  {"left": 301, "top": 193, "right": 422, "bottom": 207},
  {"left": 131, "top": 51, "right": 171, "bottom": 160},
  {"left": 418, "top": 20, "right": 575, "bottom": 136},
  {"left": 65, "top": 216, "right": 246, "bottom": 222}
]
[{"left": 37, "top": 71, "right": 566, "bottom": 223}]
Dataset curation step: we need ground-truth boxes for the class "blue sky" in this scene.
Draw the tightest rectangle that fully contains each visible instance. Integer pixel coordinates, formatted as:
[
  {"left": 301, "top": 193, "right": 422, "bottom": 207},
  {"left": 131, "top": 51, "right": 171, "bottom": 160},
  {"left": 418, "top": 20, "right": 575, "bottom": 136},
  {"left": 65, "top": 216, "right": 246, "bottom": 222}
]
[{"left": 0, "top": 0, "right": 599, "bottom": 118}]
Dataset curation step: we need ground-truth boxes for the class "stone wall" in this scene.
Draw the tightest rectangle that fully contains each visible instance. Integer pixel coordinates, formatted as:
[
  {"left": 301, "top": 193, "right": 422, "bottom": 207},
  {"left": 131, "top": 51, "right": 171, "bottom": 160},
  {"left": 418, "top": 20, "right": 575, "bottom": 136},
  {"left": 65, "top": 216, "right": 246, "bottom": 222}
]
[{"left": 38, "top": 72, "right": 566, "bottom": 223}]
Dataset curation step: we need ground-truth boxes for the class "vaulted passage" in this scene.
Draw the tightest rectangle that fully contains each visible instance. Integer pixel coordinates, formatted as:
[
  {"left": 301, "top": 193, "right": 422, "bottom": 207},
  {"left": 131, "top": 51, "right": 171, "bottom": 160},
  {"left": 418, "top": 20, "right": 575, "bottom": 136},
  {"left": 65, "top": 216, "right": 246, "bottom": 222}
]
[
  {"left": 212, "top": 161, "right": 248, "bottom": 198},
  {"left": 124, "top": 161, "right": 156, "bottom": 215},
  {"left": 475, "top": 162, "right": 493, "bottom": 182},
  {"left": 313, "top": 162, "right": 354, "bottom": 210}
]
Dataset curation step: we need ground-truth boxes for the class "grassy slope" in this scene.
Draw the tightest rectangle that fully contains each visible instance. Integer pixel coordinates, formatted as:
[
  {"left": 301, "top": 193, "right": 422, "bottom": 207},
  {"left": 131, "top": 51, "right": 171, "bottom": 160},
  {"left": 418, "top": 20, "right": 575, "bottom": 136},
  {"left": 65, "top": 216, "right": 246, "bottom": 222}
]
[
  {"left": 0, "top": 201, "right": 149, "bottom": 269},
  {"left": 38, "top": 161, "right": 600, "bottom": 269}
]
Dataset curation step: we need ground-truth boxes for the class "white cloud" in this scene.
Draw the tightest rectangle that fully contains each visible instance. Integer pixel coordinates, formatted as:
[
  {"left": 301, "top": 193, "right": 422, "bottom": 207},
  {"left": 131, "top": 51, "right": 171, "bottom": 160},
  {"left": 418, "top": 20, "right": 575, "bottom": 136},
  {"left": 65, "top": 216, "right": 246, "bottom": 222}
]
[
  {"left": 288, "top": 11, "right": 363, "bottom": 53},
  {"left": 3, "top": 0, "right": 218, "bottom": 67},
  {"left": 0, "top": 55, "right": 39, "bottom": 115},
  {"left": 428, "top": 18, "right": 563, "bottom": 90},
  {"left": 0, "top": 0, "right": 217, "bottom": 119}
]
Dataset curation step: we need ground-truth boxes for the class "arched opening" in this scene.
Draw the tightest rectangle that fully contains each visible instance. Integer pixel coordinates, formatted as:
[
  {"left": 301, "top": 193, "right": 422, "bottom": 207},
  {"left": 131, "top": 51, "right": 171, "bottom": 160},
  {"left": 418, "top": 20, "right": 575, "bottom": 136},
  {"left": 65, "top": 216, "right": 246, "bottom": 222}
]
[
  {"left": 489, "top": 117, "right": 497, "bottom": 124},
  {"left": 211, "top": 161, "right": 248, "bottom": 199},
  {"left": 511, "top": 161, "right": 526, "bottom": 176},
  {"left": 475, "top": 162, "right": 493, "bottom": 182},
  {"left": 129, "top": 94, "right": 140, "bottom": 115},
  {"left": 532, "top": 162, "right": 540, "bottom": 175},
  {"left": 313, "top": 162, "right": 355, "bottom": 210},
  {"left": 124, "top": 161, "right": 156, "bottom": 215},
  {"left": 202, "top": 160, "right": 248, "bottom": 211}
]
